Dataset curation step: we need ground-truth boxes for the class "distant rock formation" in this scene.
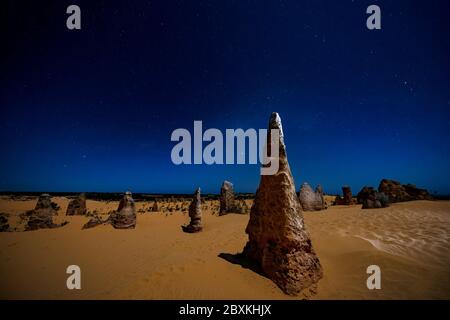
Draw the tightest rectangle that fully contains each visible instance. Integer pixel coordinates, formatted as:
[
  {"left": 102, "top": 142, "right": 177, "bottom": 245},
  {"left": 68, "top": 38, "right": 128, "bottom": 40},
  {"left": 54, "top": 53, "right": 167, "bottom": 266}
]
[
  {"left": 110, "top": 191, "right": 136, "bottom": 229},
  {"left": 182, "top": 188, "right": 203, "bottom": 233},
  {"left": 403, "top": 183, "right": 433, "bottom": 200},
  {"left": 299, "top": 183, "right": 326, "bottom": 211},
  {"left": 238, "top": 199, "right": 250, "bottom": 214},
  {"left": 152, "top": 201, "right": 159, "bottom": 212},
  {"left": 242, "top": 112, "right": 323, "bottom": 296},
  {"left": 0, "top": 213, "right": 10, "bottom": 232},
  {"left": 334, "top": 186, "right": 356, "bottom": 205},
  {"left": 357, "top": 186, "right": 390, "bottom": 209},
  {"left": 66, "top": 193, "right": 87, "bottom": 216},
  {"left": 378, "top": 179, "right": 432, "bottom": 202},
  {"left": 25, "top": 194, "right": 67, "bottom": 231},
  {"left": 35, "top": 193, "right": 60, "bottom": 211},
  {"left": 219, "top": 181, "right": 247, "bottom": 215},
  {"left": 219, "top": 181, "right": 235, "bottom": 215}
]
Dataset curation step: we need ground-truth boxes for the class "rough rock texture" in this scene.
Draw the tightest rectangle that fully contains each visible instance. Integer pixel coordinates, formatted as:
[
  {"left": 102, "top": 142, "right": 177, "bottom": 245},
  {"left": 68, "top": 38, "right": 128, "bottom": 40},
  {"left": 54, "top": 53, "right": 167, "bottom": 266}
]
[
  {"left": 35, "top": 193, "right": 60, "bottom": 211},
  {"left": 219, "top": 181, "right": 247, "bottom": 215},
  {"left": 299, "top": 183, "right": 326, "bottom": 211},
  {"left": 219, "top": 181, "right": 235, "bottom": 215},
  {"left": 110, "top": 191, "right": 136, "bottom": 229},
  {"left": 66, "top": 193, "right": 87, "bottom": 216},
  {"left": 342, "top": 186, "right": 353, "bottom": 204},
  {"left": 334, "top": 186, "right": 356, "bottom": 205},
  {"left": 182, "top": 188, "right": 203, "bottom": 233},
  {"left": 238, "top": 200, "right": 250, "bottom": 214},
  {"left": 25, "top": 194, "right": 67, "bottom": 231},
  {"left": 403, "top": 183, "right": 433, "bottom": 200},
  {"left": 242, "top": 112, "right": 323, "bottom": 296},
  {"left": 378, "top": 179, "right": 411, "bottom": 202},
  {"left": 82, "top": 215, "right": 109, "bottom": 229},
  {"left": 357, "top": 186, "right": 390, "bottom": 209},
  {"left": 0, "top": 213, "right": 10, "bottom": 232},
  {"left": 378, "top": 179, "right": 433, "bottom": 203}
]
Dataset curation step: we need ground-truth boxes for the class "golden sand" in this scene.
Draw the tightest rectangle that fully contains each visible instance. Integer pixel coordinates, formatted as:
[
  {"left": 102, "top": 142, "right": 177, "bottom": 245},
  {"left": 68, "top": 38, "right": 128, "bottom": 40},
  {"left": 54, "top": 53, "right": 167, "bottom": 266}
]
[{"left": 0, "top": 196, "right": 449, "bottom": 299}]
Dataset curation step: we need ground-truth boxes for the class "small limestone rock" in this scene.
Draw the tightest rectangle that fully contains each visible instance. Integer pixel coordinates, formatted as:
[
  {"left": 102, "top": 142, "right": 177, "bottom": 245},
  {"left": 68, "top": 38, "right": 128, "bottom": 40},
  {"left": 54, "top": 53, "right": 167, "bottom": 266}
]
[
  {"left": 66, "top": 193, "right": 87, "bottom": 216},
  {"left": 334, "top": 186, "right": 356, "bottom": 205},
  {"left": 110, "top": 191, "right": 136, "bottom": 229},
  {"left": 242, "top": 112, "right": 323, "bottom": 296},
  {"left": 151, "top": 201, "right": 159, "bottom": 212},
  {"left": 238, "top": 199, "right": 250, "bottom": 214},
  {"left": 299, "top": 183, "right": 326, "bottom": 211},
  {"left": 82, "top": 215, "right": 109, "bottom": 229},
  {"left": 182, "top": 188, "right": 203, "bottom": 233}
]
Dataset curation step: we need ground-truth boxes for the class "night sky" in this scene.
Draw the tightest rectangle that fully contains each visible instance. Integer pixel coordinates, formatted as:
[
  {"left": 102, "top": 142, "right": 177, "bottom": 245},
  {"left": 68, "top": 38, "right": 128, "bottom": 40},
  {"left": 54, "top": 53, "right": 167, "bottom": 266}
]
[{"left": 1, "top": 0, "right": 449, "bottom": 195}]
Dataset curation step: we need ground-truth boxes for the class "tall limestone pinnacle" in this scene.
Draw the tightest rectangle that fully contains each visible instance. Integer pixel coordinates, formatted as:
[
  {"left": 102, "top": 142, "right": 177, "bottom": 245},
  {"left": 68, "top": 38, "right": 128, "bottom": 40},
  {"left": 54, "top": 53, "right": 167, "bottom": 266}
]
[
  {"left": 182, "top": 187, "right": 203, "bottom": 233},
  {"left": 242, "top": 112, "right": 323, "bottom": 295}
]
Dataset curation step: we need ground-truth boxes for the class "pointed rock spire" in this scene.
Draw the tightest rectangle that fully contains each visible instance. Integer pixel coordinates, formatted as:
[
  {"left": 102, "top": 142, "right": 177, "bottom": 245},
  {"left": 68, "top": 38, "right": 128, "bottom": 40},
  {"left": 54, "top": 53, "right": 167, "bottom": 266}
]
[{"left": 242, "top": 112, "right": 323, "bottom": 295}]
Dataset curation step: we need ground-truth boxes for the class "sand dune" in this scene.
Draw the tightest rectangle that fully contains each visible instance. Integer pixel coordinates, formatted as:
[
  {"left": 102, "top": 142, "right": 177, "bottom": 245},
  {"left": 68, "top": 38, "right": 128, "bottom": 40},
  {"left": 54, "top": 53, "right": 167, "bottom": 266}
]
[{"left": 0, "top": 196, "right": 449, "bottom": 299}]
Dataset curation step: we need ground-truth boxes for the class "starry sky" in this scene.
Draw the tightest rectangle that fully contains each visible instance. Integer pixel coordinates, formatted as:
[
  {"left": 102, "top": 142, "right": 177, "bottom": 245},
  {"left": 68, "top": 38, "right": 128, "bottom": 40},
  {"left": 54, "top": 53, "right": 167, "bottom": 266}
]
[{"left": 1, "top": 0, "right": 449, "bottom": 195}]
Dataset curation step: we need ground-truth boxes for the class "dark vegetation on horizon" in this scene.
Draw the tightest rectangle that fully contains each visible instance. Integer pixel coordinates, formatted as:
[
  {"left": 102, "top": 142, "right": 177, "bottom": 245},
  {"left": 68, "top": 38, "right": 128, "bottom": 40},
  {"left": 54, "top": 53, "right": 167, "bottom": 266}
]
[
  {"left": 0, "top": 191, "right": 257, "bottom": 201},
  {"left": 1, "top": 191, "right": 449, "bottom": 201}
]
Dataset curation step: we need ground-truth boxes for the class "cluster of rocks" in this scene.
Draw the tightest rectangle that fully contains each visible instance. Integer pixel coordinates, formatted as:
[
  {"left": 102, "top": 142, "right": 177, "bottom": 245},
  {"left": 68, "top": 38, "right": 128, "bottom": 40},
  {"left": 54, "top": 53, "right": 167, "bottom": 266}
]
[
  {"left": 354, "top": 179, "right": 432, "bottom": 209},
  {"left": 378, "top": 179, "right": 432, "bottom": 202},
  {"left": 181, "top": 188, "right": 203, "bottom": 233},
  {"left": 356, "top": 187, "right": 390, "bottom": 209},
  {"left": 334, "top": 186, "right": 357, "bottom": 205},
  {"left": 242, "top": 112, "right": 323, "bottom": 295},
  {"left": 298, "top": 183, "right": 326, "bottom": 211},
  {"left": 219, "top": 181, "right": 248, "bottom": 215},
  {"left": 24, "top": 194, "right": 68, "bottom": 231}
]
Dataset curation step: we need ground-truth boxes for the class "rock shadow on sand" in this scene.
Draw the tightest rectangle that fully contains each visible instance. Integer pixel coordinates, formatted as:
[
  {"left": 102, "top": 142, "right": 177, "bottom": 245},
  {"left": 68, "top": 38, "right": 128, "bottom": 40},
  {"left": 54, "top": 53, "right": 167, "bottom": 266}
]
[{"left": 218, "top": 253, "right": 266, "bottom": 278}]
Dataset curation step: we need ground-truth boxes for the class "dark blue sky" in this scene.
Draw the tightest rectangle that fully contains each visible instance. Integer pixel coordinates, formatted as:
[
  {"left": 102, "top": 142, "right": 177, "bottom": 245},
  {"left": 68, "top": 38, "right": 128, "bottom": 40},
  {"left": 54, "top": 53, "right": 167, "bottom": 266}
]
[{"left": 1, "top": 0, "right": 449, "bottom": 194}]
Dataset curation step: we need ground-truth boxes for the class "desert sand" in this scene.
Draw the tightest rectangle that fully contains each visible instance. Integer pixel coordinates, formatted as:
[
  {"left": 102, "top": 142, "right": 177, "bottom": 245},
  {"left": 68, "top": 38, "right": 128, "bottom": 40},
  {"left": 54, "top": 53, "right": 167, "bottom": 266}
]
[{"left": 0, "top": 196, "right": 449, "bottom": 299}]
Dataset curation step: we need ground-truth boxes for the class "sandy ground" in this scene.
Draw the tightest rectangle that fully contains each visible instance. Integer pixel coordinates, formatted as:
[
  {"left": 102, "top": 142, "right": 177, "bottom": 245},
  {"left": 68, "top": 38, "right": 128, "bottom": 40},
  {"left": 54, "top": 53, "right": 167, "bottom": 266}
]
[{"left": 0, "top": 196, "right": 449, "bottom": 300}]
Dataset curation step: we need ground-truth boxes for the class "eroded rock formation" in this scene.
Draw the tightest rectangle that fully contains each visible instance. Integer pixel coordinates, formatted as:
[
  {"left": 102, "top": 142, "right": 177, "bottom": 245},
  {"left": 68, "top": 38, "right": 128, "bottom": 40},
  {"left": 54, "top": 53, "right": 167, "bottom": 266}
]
[
  {"left": 219, "top": 181, "right": 235, "bottom": 215},
  {"left": 82, "top": 215, "right": 109, "bottom": 229},
  {"left": 403, "top": 183, "right": 433, "bottom": 200},
  {"left": 152, "top": 201, "right": 159, "bottom": 212},
  {"left": 0, "top": 213, "right": 10, "bottom": 232},
  {"left": 357, "top": 186, "right": 390, "bottom": 209},
  {"left": 35, "top": 193, "right": 60, "bottom": 211},
  {"left": 242, "top": 112, "right": 323, "bottom": 296},
  {"left": 110, "top": 191, "right": 136, "bottom": 229},
  {"left": 334, "top": 186, "right": 356, "bottom": 205},
  {"left": 182, "top": 188, "right": 202, "bottom": 233},
  {"left": 66, "top": 193, "right": 87, "bottom": 216},
  {"left": 299, "top": 183, "right": 326, "bottom": 211},
  {"left": 25, "top": 194, "right": 67, "bottom": 231},
  {"left": 219, "top": 181, "right": 247, "bottom": 215},
  {"left": 378, "top": 179, "right": 432, "bottom": 202}
]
